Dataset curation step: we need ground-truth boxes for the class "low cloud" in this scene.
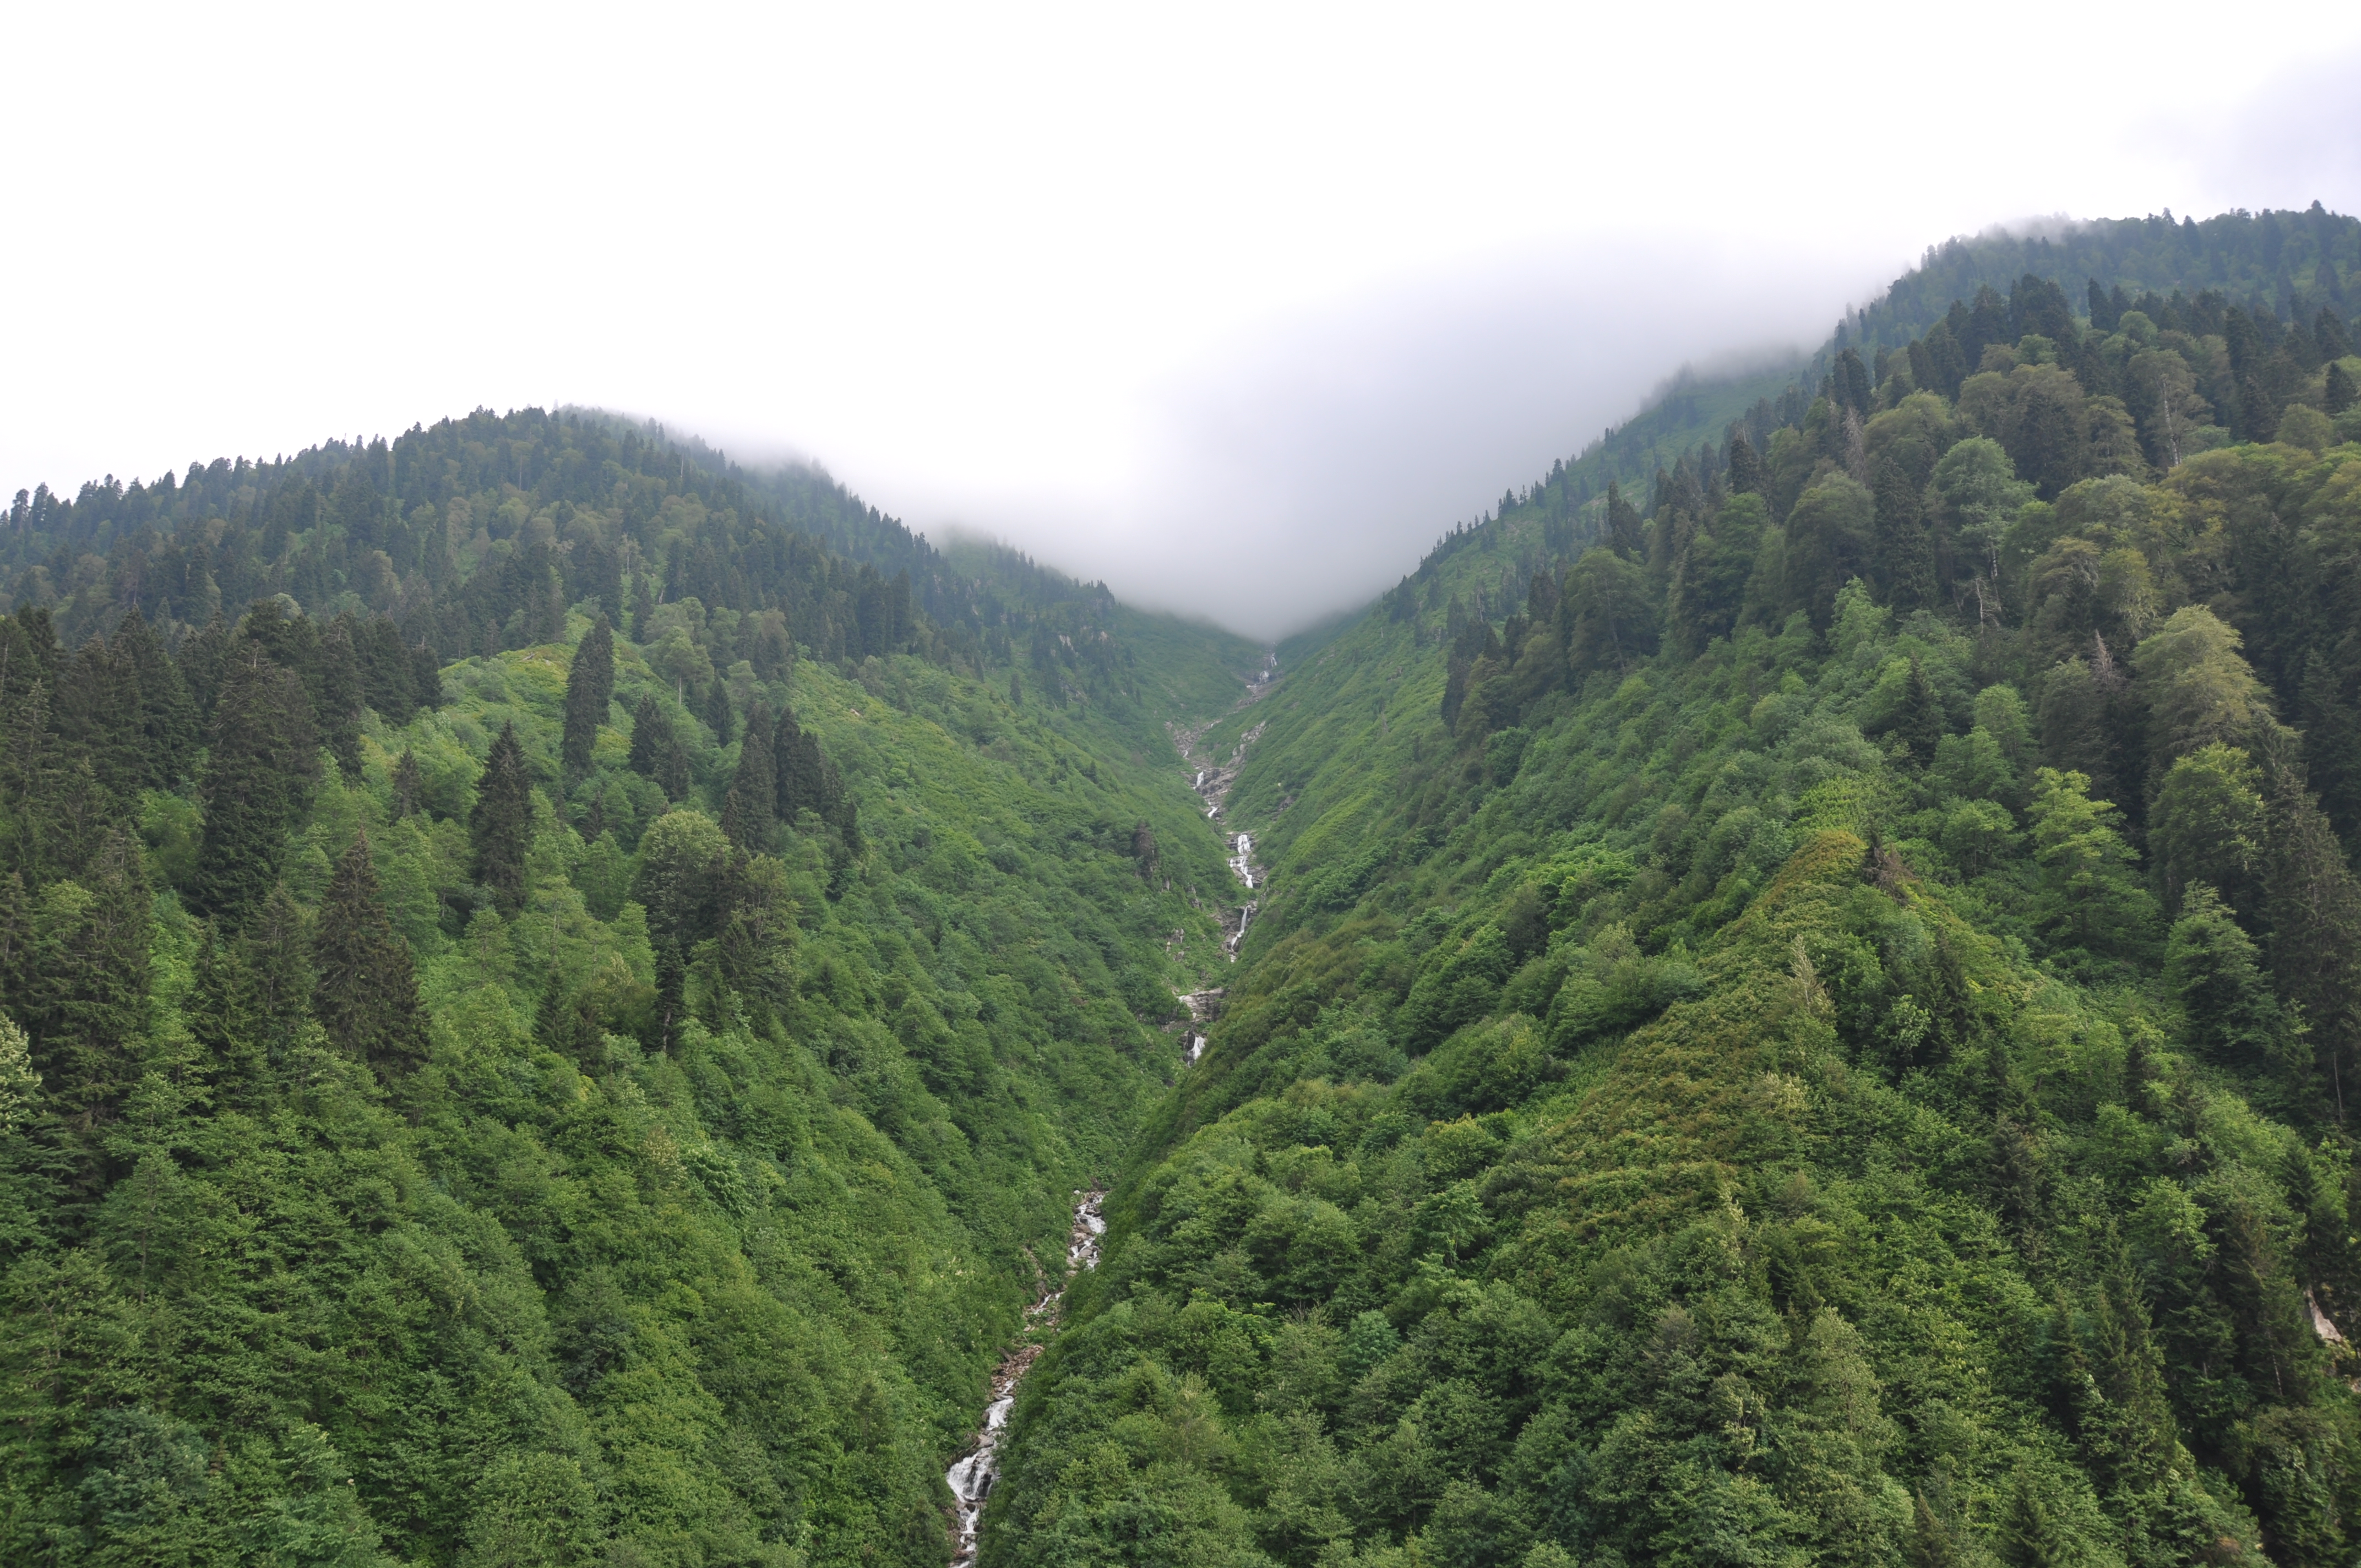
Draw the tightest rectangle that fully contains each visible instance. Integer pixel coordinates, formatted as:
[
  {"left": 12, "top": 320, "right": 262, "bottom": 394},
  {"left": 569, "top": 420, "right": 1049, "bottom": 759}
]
[{"left": 895, "top": 233, "right": 1879, "bottom": 639}]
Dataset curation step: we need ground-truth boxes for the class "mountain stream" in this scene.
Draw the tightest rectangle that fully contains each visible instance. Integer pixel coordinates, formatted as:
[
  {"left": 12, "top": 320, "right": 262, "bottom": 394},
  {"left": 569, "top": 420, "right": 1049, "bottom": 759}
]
[{"left": 945, "top": 1191, "right": 1107, "bottom": 1564}]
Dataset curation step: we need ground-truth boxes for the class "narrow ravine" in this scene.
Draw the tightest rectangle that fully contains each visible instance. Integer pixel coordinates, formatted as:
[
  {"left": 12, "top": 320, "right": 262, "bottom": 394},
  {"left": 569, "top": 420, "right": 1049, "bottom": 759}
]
[
  {"left": 1168, "top": 647, "right": 1277, "bottom": 960},
  {"left": 945, "top": 655, "right": 1274, "bottom": 1552},
  {"left": 945, "top": 1191, "right": 1107, "bottom": 1565}
]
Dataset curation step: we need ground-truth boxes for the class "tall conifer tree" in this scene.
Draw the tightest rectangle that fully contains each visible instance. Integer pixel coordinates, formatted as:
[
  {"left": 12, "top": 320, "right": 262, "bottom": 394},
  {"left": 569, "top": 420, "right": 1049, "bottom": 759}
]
[
  {"left": 2265, "top": 771, "right": 2361, "bottom": 1113},
  {"left": 628, "top": 694, "right": 672, "bottom": 780},
  {"left": 562, "top": 617, "right": 615, "bottom": 777},
  {"left": 472, "top": 721, "right": 533, "bottom": 915},
  {"left": 1604, "top": 483, "right": 1644, "bottom": 559},
  {"left": 317, "top": 616, "right": 365, "bottom": 777},
  {"left": 314, "top": 834, "right": 429, "bottom": 1074},
  {"left": 247, "top": 883, "right": 314, "bottom": 1066},
  {"left": 736, "top": 706, "right": 777, "bottom": 825},
  {"left": 390, "top": 749, "right": 423, "bottom": 820},
  {"left": 193, "top": 647, "right": 320, "bottom": 923},
  {"left": 1870, "top": 453, "right": 1936, "bottom": 612},
  {"left": 113, "top": 608, "right": 197, "bottom": 789},
  {"left": 185, "top": 919, "right": 268, "bottom": 1102},
  {"left": 26, "top": 827, "right": 151, "bottom": 1141}
]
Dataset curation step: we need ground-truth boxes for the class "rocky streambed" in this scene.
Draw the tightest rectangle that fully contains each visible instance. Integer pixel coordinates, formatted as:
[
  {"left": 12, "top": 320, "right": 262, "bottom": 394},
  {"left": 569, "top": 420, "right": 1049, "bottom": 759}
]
[{"left": 945, "top": 1191, "right": 1107, "bottom": 1565}]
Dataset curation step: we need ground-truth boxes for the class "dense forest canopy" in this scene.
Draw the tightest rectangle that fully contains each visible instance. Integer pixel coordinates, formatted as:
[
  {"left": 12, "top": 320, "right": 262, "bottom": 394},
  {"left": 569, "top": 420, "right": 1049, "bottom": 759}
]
[
  {"left": 10, "top": 203, "right": 2361, "bottom": 1568},
  {"left": 982, "top": 209, "right": 2361, "bottom": 1568},
  {"left": 0, "top": 408, "right": 1264, "bottom": 1565}
]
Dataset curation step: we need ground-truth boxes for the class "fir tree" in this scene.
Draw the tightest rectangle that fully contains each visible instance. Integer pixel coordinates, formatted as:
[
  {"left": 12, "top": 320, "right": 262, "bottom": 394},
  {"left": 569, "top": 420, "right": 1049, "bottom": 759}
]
[
  {"left": 0, "top": 871, "right": 28, "bottom": 1014},
  {"left": 659, "top": 737, "right": 692, "bottom": 803},
  {"left": 581, "top": 786, "right": 608, "bottom": 843},
  {"left": 113, "top": 608, "right": 197, "bottom": 790},
  {"left": 390, "top": 748, "right": 423, "bottom": 820},
  {"left": 193, "top": 647, "right": 320, "bottom": 923},
  {"left": 317, "top": 615, "right": 364, "bottom": 777},
  {"left": 1995, "top": 1469, "right": 2064, "bottom": 1567},
  {"left": 1726, "top": 431, "right": 1767, "bottom": 498},
  {"left": 55, "top": 636, "right": 143, "bottom": 807},
  {"left": 246, "top": 882, "right": 314, "bottom": 1066},
  {"left": 628, "top": 693, "right": 672, "bottom": 780},
  {"left": 721, "top": 785, "right": 755, "bottom": 853},
  {"left": 705, "top": 679, "right": 733, "bottom": 748},
  {"left": 313, "top": 833, "right": 429, "bottom": 1074},
  {"left": 1896, "top": 655, "right": 1944, "bottom": 765},
  {"left": 2166, "top": 885, "right": 2294, "bottom": 1075},
  {"left": 2327, "top": 361, "right": 2357, "bottom": 417},
  {"left": 411, "top": 640, "right": 443, "bottom": 710},
  {"left": 2264, "top": 771, "right": 2361, "bottom": 1114},
  {"left": 629, "top": 572, "right": 656, "bottom": 642},
  {"left": 185, "top": 919, "right": 266, "bottom": 1101},
  {"left": 535, "top": 966, "right": 603, "bottom": 1066},
  {"left": 1870, "top": 452, "right": 1936, "bottom": 612},
  {"left": 735, "top": 706, "right": 777, "bottom": 824},
  {"left": 1906, "top": 1493, "right": 1957, "bottom": 1568},
  {"left": 562, "top": 617, "right": 615, "bottom": 777},
  {"left": 471, "top": 721, "right": 534, "bottom": 916},
  {"left": 1604, "top": 482, "right": 1644, "bottom": 560},
  {"left": 26, "top": 827, "right": 151, "bottom": 1140}
]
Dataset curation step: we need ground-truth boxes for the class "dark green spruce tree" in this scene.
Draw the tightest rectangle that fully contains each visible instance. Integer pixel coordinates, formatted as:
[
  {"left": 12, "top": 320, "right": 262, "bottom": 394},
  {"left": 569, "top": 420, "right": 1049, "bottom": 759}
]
[
  {"left": 1871, "top": 452, "right": 1936, "bottom": 612},
  {"left": 113, "top": 608, "right": 197, "bottom": 790},
  {"left": 184, "top": 919, "right": 266, "bottom": 1102},
  {"left": 471, "top": 721, "right": 533, "bottom": 916},
  {"left": 732, "top": 708, "right": 779, "bottom": 826},
  {"left": 317, "top": 614, "right": 365, "bottom": 777},
  {"left": 247, "top": 882, "right": 314, "bottom": 1067},
  {"left": 25, "top": 827, "right": 151, "bottom": 1166},
  {"left": 313, "top": 834, "right": 428, "bottom": 1074},
  {"left": 705, "top": 680, "right": 733, "bottom": 748},
  {"left": 562, "top": 617, "right": 615, "bottom": 777},
  {"left": 193, "top": 646, "right": 320, "bottom": 923},
  {"left": 1604, "top": 481, "right": 1644, "bottom": 559},
  {"left": 390, "top": 748, "right": 422, "bottom": 820},
  {"left": 628, "top": 693, "right": 672, "bottom": 780}
]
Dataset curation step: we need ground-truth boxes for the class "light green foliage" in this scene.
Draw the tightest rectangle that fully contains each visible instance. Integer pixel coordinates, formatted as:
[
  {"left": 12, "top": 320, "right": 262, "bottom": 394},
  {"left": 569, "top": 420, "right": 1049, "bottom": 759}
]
[
  {"left": 0, "top": 1014, "right": 36, "bottom": 1134},
  {"left": 2028, "top": 766, "right": 2158, "bottom": 960},
  {"left": 2151, "top": 743, "right": 2267, "bottom": 914},
  {"left": 2131, "top": 607, "right": 2277, "bottom": 775}
]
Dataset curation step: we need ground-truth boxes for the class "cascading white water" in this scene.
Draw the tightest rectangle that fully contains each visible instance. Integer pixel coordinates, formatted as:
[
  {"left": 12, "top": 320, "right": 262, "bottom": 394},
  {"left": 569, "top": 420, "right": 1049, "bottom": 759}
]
[
  {"left": 946, "top": 1191, "right": 1106, "bottom": 1565},
  {"left": 1230, "top": 832, "right": 1254, "bottom": 890}
]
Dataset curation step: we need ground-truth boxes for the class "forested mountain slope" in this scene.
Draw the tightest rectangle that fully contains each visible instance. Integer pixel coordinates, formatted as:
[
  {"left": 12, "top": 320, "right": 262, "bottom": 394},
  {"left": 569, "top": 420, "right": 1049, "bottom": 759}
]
[
  {"left": 984, "top": 226, "right": 2361, "bottom": 1565},
  {"left": 1444, "top": 204, "right": 2361, "bottom": 597},
  {"left": 0, "top": 413, "right": 1261, "bottom": 1565}
]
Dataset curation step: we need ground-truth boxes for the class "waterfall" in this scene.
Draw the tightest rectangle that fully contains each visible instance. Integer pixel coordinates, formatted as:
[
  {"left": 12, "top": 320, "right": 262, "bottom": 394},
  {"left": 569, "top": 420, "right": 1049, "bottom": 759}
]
[
  {"left": 1230, "top": 832, "right": 1254, "bottom": 890},
  {"left": 945, "top": 1190, "right": 1106, "bottom": 1565}
]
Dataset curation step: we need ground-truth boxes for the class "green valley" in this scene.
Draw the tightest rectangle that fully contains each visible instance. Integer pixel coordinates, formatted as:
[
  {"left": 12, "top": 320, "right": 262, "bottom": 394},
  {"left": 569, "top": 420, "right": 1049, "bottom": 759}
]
[{"left": 9, "top": 204, "right": 2361, "bottom": 1568}]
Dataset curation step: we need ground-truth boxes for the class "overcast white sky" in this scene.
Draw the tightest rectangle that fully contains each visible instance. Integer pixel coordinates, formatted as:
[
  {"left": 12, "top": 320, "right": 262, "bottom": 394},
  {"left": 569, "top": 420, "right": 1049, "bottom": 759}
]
[{"left": 6, "top": 2, "right": 2360, "bottom": 636}]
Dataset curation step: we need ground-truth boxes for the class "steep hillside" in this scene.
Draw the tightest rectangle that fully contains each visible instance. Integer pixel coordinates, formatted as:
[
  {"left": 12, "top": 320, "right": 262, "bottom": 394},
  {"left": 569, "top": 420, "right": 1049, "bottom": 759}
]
[
  {"left": 0, "top": 416, "right": 1259, "bottom": 1565},
  {"left": 1438, "top": 204, "right": 2361, "bottom": 585},
  {"left": 983, "top": 232, "right": 2361, "bottom": 1566}
]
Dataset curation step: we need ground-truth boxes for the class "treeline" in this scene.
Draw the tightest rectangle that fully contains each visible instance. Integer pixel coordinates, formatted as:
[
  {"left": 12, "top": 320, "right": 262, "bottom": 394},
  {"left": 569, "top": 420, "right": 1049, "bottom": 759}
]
[{"left": 4, "top": 408, "right": 1154, "bottom": 727}]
